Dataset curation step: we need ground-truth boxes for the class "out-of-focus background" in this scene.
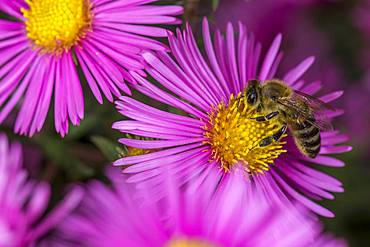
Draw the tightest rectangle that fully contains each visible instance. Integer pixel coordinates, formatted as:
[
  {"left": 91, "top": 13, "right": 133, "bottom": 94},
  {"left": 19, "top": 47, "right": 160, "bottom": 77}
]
[
  {"left": 203, "top": 1, "right": 370, "bottom": 244},
  {"left": 0, "top": 0, "right": 369, "bottom": 246}
]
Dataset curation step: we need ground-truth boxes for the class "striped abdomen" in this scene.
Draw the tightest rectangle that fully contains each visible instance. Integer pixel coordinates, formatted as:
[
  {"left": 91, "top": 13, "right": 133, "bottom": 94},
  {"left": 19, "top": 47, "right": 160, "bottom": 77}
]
[{"left": 289, "top": 118, "right": 321, "bottom": 158}]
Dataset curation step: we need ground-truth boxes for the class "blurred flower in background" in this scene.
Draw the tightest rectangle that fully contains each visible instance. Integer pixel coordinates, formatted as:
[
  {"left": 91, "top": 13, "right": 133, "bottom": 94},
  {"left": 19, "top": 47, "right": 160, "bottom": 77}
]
[
  {"left": 342, "top": 75, "right": 370, "bottom": 150},
  {"left": 113, "top": 19, "right": 350, "bottom": 217},
  {"left": 0, "top": 0, "right": 182, "bottom": 136},
  {"left": 0, "top": 133, "right": 83, "bottom": 246},
  {"left": 52, "top": 167, "right": 345, "bottom": 247},
  {"left": 215, "top": 0, "right": 345, "bottom": 92},
  {"left": 214, "top": 0, "right": 368, "bottom": 154},
  {"left": 353, "top": 0, "right": 370, "bottom": 40},
  {"left": 350, "top": 0, "right": 370, "bottom": 150},
  {"left": 211, "top": 0, "right": 368, "bottom": 244}
]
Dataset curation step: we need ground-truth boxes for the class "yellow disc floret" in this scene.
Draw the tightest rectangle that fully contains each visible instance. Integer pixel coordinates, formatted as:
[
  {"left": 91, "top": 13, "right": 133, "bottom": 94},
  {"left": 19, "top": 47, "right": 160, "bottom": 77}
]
[
  {"left": 166, "top": 238, "right": 216, "bottom": 247},
  {"left": 22, "top": 0, "right": 92, "bottom": 53},
  {"left": 204, "top": 93, "right": 287, "bottom": 175},
  {"left": 127, "top": 147, "right": 152, "bottom": 157}
]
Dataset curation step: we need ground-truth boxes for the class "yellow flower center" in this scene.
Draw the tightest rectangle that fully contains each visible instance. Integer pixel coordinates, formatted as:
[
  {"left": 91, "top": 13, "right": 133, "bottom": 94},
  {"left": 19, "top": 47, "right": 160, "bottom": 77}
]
[
  {"left": 166, "top": 238, "right": 215, "bottom": 247},
  {"left": 204, "top": 93, "right": 287, "bottom": 175},
  {"left": 22, "top": 0, "right": 92, "bottom": 53},
  {"left": 127, "top": 147, "right": 152, "bottom": 156}
]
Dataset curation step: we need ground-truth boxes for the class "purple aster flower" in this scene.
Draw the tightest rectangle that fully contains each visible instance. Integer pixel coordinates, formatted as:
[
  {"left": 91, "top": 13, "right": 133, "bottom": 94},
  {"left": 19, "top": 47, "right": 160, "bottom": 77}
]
[
  {"left": 350, "top": 1, "right": 370, "bottom": 148},
  {"left": 0, "top": 0, "right": 183, "bottom": 137},
  {"left": 0, "top": 133, "right": 83, "bottom": 246},
  {"left": 313, "top": 234, "right": 348, "bottom": 247},
  {"left": 53, "top": 167, "right": 345, "bottom": 247},
  {"left": 113, "top": 19, "right": 351, "bottom": 217},
  {"left": 353, "top": 0, "right": 370, "bottom": 40},
  {"left": 342, "top": 73, "right": 370, "bottom": 149}
]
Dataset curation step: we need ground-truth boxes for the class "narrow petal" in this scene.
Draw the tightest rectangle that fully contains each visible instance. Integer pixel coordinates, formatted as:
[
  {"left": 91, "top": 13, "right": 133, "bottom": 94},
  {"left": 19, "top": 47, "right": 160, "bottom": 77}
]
[
  {"left": 259, "top": 34, "right": 282, "bottom": 80},
  {"left": 283, "top": 57, "right": 315, "bottom": 85}
]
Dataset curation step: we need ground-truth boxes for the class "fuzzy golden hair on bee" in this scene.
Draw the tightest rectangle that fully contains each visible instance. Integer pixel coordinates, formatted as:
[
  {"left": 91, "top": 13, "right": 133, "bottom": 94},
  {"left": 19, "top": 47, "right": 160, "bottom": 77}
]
[{"left": 245, "top": 79, "right": 334, "bottom": 158}]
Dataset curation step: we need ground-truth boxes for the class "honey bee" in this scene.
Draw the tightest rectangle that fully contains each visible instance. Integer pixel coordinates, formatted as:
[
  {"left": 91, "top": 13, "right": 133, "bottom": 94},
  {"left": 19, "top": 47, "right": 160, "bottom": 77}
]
[{"left": 245, "top": 79, "right": 334, "bottom": 158}]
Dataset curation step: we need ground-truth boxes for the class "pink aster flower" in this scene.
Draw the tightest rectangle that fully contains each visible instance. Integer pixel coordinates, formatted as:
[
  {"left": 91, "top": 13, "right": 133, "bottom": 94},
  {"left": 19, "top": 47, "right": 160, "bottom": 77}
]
[
  {"left": 0, "top": 0, "right": 183, "bottom": 136},
  {"left": 113, "top": 19, "right": 351, "bottom": 217},
  {"left": 0, "top": 133, "right": 83, "bottom": 246},
  {"left": 342, "top": 73, "right": 370, "bottom": 149},
  {"left": 52, "top": 168, "right": 344, "bottom": 247},
  {"left": 353, "top": 0, "right": 370, "bottom": 40}
]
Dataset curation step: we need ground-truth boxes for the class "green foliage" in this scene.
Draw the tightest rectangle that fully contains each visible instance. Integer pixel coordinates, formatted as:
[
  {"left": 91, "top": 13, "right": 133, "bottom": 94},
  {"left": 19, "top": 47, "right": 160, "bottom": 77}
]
[
  {"left": 212, "top": 0, "right": 220, "bottom": 11},
  {"left": 34, "top": 135, "right": 94, "bottom": 180},
  {"left": 91, "top": 135, "right": 124, "bottom": 162}
]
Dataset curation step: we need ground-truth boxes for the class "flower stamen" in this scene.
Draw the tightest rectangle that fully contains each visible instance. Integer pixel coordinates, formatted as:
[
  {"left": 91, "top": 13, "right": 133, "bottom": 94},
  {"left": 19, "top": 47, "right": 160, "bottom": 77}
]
[
  {"left": 22, "top": 0, "right": 92, "bottom": 53},
  {"left": 204, "top": 93, "right": 287, "bottom": 175},
  {"left": 127, "top": 147, "right": 152, "bottom": 157},
  {"left": 167, "top": 238, "right": 215, "bottom": 247}
]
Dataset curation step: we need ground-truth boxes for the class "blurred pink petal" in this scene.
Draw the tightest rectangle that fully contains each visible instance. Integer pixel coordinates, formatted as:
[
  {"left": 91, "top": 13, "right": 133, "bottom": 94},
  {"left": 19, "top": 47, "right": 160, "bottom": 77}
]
[
  {"left": 53, "top": 168, "right": 346, "bottom": 246},
  {"left": 0, "top": 133, "right": 83, "bottom": 246}
]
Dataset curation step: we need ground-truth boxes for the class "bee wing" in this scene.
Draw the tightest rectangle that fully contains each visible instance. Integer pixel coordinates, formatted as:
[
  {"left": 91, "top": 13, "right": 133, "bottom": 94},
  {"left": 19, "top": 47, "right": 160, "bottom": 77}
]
[
  {"left": 305, "top": 116, "right": 334, "bottom": 131},
  {"left": 277, "top": 96, "right": 334, "bottom": 131},
  {"left": 293, "top": 90, "right": 335, "bottom": 111},
  {"left": 276, "top": 97, "right": 310, "bottom": 116},
  {"left": 293, "top": 90, "right": 334, "bottom": 131}
]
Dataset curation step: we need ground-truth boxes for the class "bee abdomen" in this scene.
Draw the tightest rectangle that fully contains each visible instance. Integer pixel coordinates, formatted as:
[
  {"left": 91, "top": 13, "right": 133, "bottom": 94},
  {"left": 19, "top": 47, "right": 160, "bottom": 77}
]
[
  {"left": 291, "top": 119, "right": 321, "bottom": 158},
  {"left": 296, "top": 124, "right": 319, "bottom": 138}
]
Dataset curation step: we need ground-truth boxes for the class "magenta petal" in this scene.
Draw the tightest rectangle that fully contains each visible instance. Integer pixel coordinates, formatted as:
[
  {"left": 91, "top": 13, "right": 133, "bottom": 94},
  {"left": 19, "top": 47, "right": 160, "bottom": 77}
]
[
  {"left": 25, "top": 183, "right": 51, "bottom": 223},
  {"left": 0, "top": 51, "right": 37, "bottom": 125},
  {"left": 66, "top": 53, "right": 84, "bottom": 120},
  {"left": 75, "top": 48, "right": 103, "bottom": 104},
  {"left": 320, "top": 146, "right": 352, "bottom": 154},
  {"left": 15, "top": 56, "right": 48, "bottom": 135},
  {"left": 272, "top": 171, "right": 334, "bottom": 218},
  {"left": 283, "top": 56, "right": 315, "bottom": 85},
  {"left": 300, "top": 80, "right": 322, "bottom": 94},
  {"left": 54, "top": 57, "right": 68, "bottom": 137},
  {"left": 119, "top": 137, "right": 206, "bottom": 149},
  {"left": 226, "top": 23, "right": 240, "bottom": 93},
  {"left": 320, "top": 91, "right": 344, "bottom": 103},
  {"left": 29, "top": 56, "right": 56, "bottom": 135},
  {"left": 258, "top": 34, "right": 282, "bottom": 80},
  {"left": 51, "top": 167, "right": 335, "bottom": 246},
  {"left": 114, "top": 143, "right": 204, "bottom": 166},
  {"left": 202, "top": 18, "right": 230, "bottom": 97},
  {"left": 29, "top": 187, "right": 84, "bottom": 242},
  {"left": 305, "top": 155, "right": 345, "bottom": 167}
]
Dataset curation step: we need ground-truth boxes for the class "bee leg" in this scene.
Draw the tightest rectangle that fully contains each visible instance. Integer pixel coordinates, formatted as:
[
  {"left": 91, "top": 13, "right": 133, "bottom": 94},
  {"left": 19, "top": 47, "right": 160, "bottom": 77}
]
[
  {"left": 272, "top": 124, "right": 287, "bottom": 141},
  {"left": 259, "top": 137, "right": 274, "bottom": 147},
  {"left": 259, "top": 124, "right": 287, "bottom": 147},
  {"left": 254, "top": 111, "right": 279, "bottom": 122}
]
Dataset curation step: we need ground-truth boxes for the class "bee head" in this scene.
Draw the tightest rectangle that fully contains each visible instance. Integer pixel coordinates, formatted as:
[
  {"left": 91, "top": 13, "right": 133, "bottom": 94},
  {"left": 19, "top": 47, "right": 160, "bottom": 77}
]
[{"left": 245, "top": 80, "right": 261, "bottom": 106}]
